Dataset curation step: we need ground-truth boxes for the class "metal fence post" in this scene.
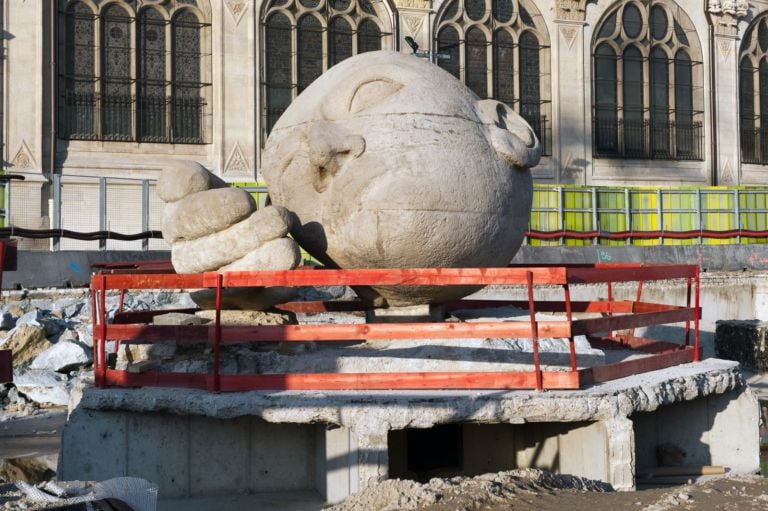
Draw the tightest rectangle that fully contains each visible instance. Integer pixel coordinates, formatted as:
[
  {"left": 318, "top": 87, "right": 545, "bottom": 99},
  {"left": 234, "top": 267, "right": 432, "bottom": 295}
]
[
  {"left": 99, "top": 177, "right": 107, "bottom": 251},
  {"left": 557, "top": 187, "right": 564, "bottom": 246},
  {"left": 696, "top": 188, "right": 702, "bottom": 245},
  {"left": 734, "top": 189, "right": 741, "bottom": 244},
  {"left": 52, "top": 174, "right": 62, "bottom": 251},
  {"left": 657, "top": 188, "right": 663, "bottom": 246},
  {"left": 591, "top": 187, "right": 598, "bottom": 245},
  {"left": 142, "top": 180, "right": 150, "bottom": 251},
  {"left": 624, "top": 188, "right": 631, "bottom": 246}
]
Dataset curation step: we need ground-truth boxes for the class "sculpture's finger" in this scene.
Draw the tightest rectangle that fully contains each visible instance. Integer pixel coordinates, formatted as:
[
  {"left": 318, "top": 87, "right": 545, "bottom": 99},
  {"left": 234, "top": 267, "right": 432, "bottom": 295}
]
[
  {"left": 157, "top": 160, "right": 227, "bottom": 203},
  {"left": 170, "top": 206, "right": 295, "bottom": 274},
  {"left": 221, "top": 237, "right": 301, "bottom": 272},
  {"left": 162, "top": 187, "right": 256, "bottom": 243}
]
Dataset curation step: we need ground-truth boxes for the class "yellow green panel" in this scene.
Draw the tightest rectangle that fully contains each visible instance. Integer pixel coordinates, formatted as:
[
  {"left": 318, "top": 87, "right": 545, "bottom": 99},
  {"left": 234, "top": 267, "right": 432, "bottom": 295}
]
[{"left": 532, "top": 185, "right": 768, "bottom": 247}]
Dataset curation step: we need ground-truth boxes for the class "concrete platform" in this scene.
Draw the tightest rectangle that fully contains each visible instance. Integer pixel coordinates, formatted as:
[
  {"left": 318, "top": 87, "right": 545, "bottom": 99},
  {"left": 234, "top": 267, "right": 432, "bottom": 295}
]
[{"left": 59, "top": 359, "right": 761, "bottom": 504}]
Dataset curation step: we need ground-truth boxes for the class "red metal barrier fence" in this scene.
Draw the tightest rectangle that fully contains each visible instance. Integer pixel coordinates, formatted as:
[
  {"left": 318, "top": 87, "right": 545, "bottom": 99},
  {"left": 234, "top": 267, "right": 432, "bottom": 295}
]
[{"left": 90, "top": 264, "right": 701, "bottom": 392}]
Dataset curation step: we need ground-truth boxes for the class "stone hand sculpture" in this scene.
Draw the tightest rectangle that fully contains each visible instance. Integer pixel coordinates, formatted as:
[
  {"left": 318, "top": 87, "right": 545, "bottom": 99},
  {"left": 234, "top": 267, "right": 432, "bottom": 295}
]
[
  {"left": 158, "top": 160, "right": 301, "bottom": 309},
  {"left": 262, "top": 51, "right": 540, "bottom": 305}
]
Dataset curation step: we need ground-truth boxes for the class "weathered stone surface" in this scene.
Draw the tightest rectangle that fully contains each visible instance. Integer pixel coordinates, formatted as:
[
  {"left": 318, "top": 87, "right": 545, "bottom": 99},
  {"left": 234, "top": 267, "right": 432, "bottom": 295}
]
[
  {"left": 715, "top": 320, "right": 768, "bottom": 372},
  {"left": 75, "top": 359, "right": 743, "bottom": 424},
  {"left": 195, "top": 310, "right": 296, "bottom": 326},
  {"left": 189, "top": 287, "right": 297, "bottom": 311},
  {"left": 171, "top": 207, "right": 297, "bottom": 273},
  {"left": 0, "top": 325, "right": 53, "bottom": 367},
  {"left": 262, "top": 51, "right": 539, "bottom": 306},
  {"left": 152, "top": 313, "right": 206, "bottom": 326},
  {"left": 115, "top": 343, "right": 177, "bottom": 371},
  {"left": 162, "top": 187, "right": 256, "bottom": 242},
  {"left": 14, "top": 370, "right": 70, "bottom": 405},
  {"left": 221, "top": 237, "right": 301, "bottom": 272},
  {"left": 29, "top": 340, "right": 93, "bottom": 373},
  {"left": 157, "top": 159, "right": 227, "bottom": 203}
]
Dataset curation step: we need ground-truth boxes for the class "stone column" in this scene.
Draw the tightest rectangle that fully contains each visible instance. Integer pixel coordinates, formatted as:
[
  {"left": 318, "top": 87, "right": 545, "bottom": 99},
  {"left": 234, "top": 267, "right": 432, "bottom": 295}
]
[
  {"left": 219, "top": 0, "right": 257, "bottom": 180},
  {"left": 4, "top": 1, "right": 49, "bottom": 249},
  {"left": 552, "top": 1, "right": 589, "bottom": 184},
  {"left": 604, "top": 417, "right": 635, "bottom": 490},
  {"left": 708, "top": 1, "right": 749, "bottom": 185}
]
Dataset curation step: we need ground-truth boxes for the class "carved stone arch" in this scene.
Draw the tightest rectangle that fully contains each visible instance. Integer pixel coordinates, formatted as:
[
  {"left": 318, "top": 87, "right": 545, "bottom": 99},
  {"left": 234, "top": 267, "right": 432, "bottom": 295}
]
[{"left": 99, "top": 0, "right": 136, "bottom": 16}]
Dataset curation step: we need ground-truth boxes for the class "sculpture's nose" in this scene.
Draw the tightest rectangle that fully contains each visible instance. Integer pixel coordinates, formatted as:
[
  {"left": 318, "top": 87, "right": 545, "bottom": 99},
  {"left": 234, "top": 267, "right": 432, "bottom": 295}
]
[{"left": 307, "top": 122, "right": 366, "bottom": 193}]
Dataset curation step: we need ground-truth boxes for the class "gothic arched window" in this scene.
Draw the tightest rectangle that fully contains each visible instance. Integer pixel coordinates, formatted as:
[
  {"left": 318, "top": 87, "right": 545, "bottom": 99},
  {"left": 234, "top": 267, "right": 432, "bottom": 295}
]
[
  {"left": 261, "top": 0, "right": 393, "bottom": 136},
  {"left": 739, "top": 16, "right": 768, "bottom": 164},
  {"left": 434, "top": 0, "right": 551, "bottom": 153},
  {"left": 59, "top": 0, "right": 211, "bottom": 144},
  {"left": 592, "top": 0, "right": 703, "bottom": 160}
]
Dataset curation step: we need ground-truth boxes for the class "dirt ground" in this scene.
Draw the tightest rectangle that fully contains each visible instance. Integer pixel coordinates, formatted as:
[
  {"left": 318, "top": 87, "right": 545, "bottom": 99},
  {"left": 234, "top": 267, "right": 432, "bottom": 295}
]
[{"left": 330, "top": 470, "right": 768, "bottom": 511}]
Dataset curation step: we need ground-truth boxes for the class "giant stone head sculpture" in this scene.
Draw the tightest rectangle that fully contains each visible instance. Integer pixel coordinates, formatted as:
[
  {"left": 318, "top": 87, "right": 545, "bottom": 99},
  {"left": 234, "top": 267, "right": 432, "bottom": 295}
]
[{"left": 262, "top": 51, "right": 540, "bottom": 306}]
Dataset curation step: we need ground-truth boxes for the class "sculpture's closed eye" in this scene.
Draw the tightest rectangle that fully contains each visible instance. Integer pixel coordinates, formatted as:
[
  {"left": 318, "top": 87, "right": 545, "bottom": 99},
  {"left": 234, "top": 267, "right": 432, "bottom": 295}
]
[{"left": 350, "top": 79, "right": 403, "bottom": 113}]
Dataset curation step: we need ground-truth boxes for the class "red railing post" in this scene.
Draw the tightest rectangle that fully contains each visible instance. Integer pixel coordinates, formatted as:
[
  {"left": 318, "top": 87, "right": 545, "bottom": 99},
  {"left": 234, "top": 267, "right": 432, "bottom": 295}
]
[
  {"left": 607, "top": 281, "right": 614, "bottom": 340},
  {"left": 213, "top": 273, "right": 222, "bottom": 392},
  {"left": 684, "top": 276, "right": 692, "bottom": 347},
  {"left": 694, "top": 266, "right": 700, "bottom": 361},
  {"left": 527, "top": 271, "right": 543, "bottom": 391},
  {"left": 629, "top": 279, "right": 644, "bottom": 339},
  {"left": 0, "top": 240, "right": 5, "bottom": 292},
  {"left": 98, "top": 275, "right": 108, "bottom": 387},
  {"left": 563, "top": 284, "right": 577, "bottom": 372}
]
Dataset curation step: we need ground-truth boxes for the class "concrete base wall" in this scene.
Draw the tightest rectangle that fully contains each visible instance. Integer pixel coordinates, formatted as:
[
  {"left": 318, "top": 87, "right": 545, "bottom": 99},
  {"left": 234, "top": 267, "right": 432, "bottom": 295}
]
[
  {"left": 633, "top": 388, "right": 761, "bottom": 475},
  {"left": 59, "top": 410, "right": 323, "bottom": 499},
  {"left": 59, "top": 387, "right": 760, "bottom": 502}
]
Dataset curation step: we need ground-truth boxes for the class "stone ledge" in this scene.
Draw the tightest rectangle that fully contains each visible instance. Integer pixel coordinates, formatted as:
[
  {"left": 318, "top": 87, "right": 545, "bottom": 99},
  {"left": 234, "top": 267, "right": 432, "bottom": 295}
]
[{"left": 76, "top": 359, "right": 744, "bottom": 430}]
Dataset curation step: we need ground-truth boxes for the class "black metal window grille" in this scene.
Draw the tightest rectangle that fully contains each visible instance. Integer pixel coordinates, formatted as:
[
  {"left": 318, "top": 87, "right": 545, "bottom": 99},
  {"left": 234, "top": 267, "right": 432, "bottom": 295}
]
[
  {"left": 591, "top": 1, "right": 704, "bottom": 161},
  {"left": 261, "top": 0, "right": 390, "bottom": 137},
  {"left": 435, "top": 0, "right": 552, "bottom": 155},
  {"left": 739, "top": 16, "right": 768, "bottom": 165},
  {"left": 59, "top": 1, "right": 211, "bottom": 144}
]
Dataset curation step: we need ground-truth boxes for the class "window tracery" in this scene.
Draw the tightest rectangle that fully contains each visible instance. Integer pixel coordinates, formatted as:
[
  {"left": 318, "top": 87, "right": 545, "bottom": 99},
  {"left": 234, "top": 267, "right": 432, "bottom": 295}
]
[
  {"left": 59, "top": 0, "right": 211, "bottom": 144},
  {"left": 739, "top": 15, "right": 768, "bottom": 165},
  {"left": 591, "top": 0, "right": 703, "bottom": 160},
  {"left": 261, "top": 0, "right": 393, "bottom": 136},
  {"left": 434, "top": 0, "right": 551, "bottom": 154}
]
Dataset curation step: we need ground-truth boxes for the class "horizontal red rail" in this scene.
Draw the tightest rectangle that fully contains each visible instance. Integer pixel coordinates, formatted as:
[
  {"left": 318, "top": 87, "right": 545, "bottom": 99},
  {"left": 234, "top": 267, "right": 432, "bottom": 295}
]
[
  {"left": 103, "top": 369, "right": 581, "bottom": 391},
  {"left": 107, "top": 320, "right": 574, "bottom": 343}
]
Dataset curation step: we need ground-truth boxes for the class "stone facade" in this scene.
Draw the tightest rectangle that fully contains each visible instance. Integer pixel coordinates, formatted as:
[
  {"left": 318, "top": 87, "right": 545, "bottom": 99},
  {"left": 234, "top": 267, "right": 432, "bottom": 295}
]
[{"left": 3, "top": 0, "right": 768, "bottom": 229}]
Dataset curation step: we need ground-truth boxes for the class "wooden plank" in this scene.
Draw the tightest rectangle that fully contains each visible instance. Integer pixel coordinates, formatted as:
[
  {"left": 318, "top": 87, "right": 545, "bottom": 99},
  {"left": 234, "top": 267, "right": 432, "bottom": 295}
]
[
  {"left": 113, "top": 308, "right": 200, "bottom": 324},
  {"left": 203, "top": 267, "right": 569, "bottom": 288},
  {"left": 96, "top": 273, "right": 205, "bottom": 290},
  {"left": 220, "top": 321, "right": 572, "bottom": 342},
  {"left": 567, "top": 265, "right": 697, "bottom": 284},
  {"left": 104, "top": 369, "right": 209, "bottom": 389},
  {"left": 572, "top": 309, "right": 696, "bottom": 336},
  {"left": 276, "top": 301, "right": 367, "bottom": 313},
  {"left": 108, "top": 321, "right": 573, "bottom": 343},
  {"left": 107, "top": 325, "right": 209, "bottom": 342},
  {"left": 218, "top": 371, "right": 580, "bottom": 391},
  {"left": 587, "top": 336, "right": 683, "bottom": 354},
  {"left": 580, "top": 348, "right": 695, "bottom": 384},
  {"left": 102, "top": 369, "right": 580, "bottom": 391}
]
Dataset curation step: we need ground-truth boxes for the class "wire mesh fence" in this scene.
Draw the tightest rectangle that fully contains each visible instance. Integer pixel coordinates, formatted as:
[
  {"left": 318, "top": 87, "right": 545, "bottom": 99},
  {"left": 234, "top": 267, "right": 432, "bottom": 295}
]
[{"left": 0, "top": 171, "right": 168, "bottom": 251}]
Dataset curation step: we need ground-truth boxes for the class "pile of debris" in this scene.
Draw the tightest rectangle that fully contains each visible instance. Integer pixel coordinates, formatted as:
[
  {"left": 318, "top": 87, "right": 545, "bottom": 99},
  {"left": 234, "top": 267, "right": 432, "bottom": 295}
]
[
  {"left": 0, "top": 290, "right": 196, "bottom": 411},
  {"left": 328, "top": 469, "right": 613, "bottom": 511}
]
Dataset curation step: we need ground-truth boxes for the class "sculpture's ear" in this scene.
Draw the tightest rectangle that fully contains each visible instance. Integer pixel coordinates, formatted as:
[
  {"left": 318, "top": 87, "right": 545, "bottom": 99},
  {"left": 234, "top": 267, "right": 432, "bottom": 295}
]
[{"left": 475, "top": 99, "right": 541, "bottom": 169}]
